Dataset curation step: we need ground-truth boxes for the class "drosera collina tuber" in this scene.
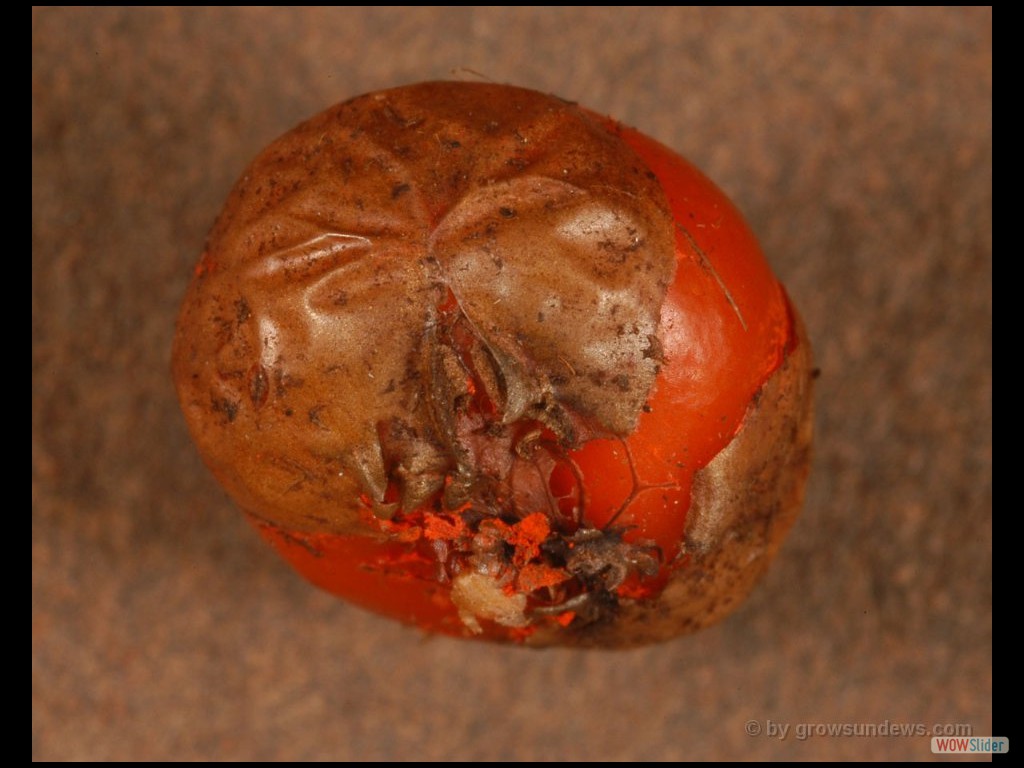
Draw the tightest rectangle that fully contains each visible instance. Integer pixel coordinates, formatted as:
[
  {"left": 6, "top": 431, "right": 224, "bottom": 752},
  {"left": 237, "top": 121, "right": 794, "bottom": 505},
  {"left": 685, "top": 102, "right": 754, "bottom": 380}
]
[{"left": 172, "top": 82, "right": 813, "bottom": 647}]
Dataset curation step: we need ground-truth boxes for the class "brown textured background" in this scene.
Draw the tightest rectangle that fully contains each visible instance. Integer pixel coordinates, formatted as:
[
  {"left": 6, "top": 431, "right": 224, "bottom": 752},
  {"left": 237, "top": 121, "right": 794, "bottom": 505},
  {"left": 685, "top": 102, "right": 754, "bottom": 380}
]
[{"left": 32, "top": 7, "right": 992, "bottom": 761}]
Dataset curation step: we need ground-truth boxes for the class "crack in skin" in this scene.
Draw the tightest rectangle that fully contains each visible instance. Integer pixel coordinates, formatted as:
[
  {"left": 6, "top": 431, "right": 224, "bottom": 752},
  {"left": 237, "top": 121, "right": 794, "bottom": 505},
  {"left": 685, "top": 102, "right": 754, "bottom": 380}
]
[
  {"left": 601, "top": 437, "right": 682, "bottom": 530},
  {"left": 676, "top": 222, "right": 747, "bottom": 331},
  {"left": 365, "top": 289, "right": 674, "bottom": 630}
]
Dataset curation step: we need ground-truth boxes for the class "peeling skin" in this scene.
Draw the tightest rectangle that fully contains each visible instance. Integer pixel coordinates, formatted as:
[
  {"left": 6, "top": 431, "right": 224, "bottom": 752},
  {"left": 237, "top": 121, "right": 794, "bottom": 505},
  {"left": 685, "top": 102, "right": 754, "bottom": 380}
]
[
  {"left": 173, "top": 83, "right": 677, "bottom": 632},
  {"left": 174, "top": 83, "right": 814, "bottom": 645},
  {"left": 174, "top": 83, "right": 675, "bottom": 535},
  {"left": 531, "top": 314, "right": 815, "bottom": 647}
]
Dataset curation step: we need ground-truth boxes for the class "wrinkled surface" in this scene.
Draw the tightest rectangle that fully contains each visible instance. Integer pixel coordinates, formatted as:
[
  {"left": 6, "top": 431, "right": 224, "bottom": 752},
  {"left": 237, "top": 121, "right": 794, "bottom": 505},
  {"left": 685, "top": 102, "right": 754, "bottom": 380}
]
[{"left": 174, "top": 83, "right": 675, "bottom": 532}]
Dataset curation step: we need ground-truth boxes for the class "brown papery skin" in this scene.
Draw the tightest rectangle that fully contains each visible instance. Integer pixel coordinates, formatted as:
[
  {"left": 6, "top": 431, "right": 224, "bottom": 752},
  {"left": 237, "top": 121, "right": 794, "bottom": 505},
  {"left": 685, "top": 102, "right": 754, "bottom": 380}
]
[
  {"left": 173, "top": 82, "right": 813, "bottom": 646},
  {"left": 174, "top": 83, "right": 675, "bottom": 531}
]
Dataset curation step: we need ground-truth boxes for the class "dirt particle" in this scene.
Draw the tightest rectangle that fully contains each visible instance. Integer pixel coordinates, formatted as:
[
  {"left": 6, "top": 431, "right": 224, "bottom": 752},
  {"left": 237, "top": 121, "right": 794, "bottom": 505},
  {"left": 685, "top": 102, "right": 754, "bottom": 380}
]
[
  {"left": 211, "top": 397, "right": 239, "bottom": 423},
  {"left": 234, "top": 297, "right": 251, "bottom": 324},
  {"left": 308, "top": 405, "right": 327, "bottom": 428},
  {"left": 248, "top": 364, "right": 269, "bottom": 408}
]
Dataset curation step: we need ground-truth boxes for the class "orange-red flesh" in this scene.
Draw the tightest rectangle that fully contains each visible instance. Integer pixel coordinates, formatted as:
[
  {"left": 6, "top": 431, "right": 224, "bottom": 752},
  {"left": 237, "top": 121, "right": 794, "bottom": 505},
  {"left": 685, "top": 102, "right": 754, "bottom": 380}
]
[{"left": 571, "top": 124, "right": 793, "bottom": 552}]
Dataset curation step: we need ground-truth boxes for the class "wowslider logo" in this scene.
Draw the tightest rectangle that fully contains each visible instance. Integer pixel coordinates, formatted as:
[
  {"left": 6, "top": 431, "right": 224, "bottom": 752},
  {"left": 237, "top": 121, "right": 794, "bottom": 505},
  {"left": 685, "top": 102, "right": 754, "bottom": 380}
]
[{"left": 931, "top": 737, "right": 1008, "bottom": 754}]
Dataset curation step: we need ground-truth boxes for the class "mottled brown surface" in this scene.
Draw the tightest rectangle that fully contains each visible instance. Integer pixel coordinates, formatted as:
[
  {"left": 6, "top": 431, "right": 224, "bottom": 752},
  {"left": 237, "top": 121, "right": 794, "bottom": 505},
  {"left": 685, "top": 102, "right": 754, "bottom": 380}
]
[
  {"left": 173, "top": 82, "right": 675, "bottom": 534},
  {"left": 33, "top": 7, "right": 992, "bottom": 761}
]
